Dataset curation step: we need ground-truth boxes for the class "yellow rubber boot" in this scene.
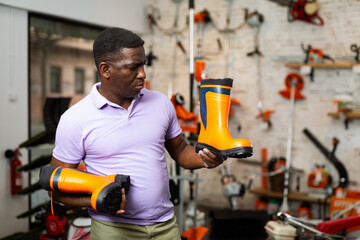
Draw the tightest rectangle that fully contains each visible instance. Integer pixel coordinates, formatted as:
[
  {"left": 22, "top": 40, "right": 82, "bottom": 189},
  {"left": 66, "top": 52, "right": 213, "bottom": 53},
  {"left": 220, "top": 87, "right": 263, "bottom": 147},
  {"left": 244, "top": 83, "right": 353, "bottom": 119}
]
[
  {"left": 39, "top": 166, "right": 130, "bottom": 214},
  {"left": 196, "top": 78, "right": 253, "bottom": 158}
]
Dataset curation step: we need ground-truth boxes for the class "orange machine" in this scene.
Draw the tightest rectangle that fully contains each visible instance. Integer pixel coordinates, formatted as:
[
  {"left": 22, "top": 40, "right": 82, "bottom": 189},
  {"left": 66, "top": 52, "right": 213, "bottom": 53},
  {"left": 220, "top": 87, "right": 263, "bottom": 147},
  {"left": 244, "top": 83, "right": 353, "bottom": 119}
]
[
  {"left": 279, "top": 73, "right": 305, "bottom": 100},
  {"left": 171, "top": 93, "right": 199, "bottom": 134}
]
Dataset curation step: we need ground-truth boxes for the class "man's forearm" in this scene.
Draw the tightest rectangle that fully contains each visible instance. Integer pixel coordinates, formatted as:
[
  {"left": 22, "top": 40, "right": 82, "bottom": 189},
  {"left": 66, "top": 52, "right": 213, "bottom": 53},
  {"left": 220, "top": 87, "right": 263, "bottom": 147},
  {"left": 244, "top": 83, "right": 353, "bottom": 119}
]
[
  {"left": 177, "top": 145, "right": 206, "bottom": 169},
  {"left": 49, "top": 191, "right": 92, "bottom": 208}
]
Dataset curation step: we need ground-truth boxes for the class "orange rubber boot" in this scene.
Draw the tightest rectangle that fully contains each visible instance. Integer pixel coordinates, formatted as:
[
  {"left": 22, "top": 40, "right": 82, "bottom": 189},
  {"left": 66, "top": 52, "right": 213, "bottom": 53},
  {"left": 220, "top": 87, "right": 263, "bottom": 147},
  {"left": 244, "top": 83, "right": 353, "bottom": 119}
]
[
  {"left": 39, "top": 166, "right": 130, "bottom": 214},
  {"left": 196, "top": 78, "right": 253, "bottom": 158}
]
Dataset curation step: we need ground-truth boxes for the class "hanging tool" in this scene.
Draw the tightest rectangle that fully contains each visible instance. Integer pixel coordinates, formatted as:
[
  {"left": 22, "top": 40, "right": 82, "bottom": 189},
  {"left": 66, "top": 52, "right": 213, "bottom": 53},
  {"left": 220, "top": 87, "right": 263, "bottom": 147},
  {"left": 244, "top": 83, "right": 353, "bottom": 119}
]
[
  {"left": 171, "top": 93, "right": 198, "bottom": 134},
  {"left": 211, "top": 0, "right": 246, "bottom": 76},
  {"left": 245, "top": 9, "right": 264, "bottom": 57},
  {"left": 245, "top": 9, "right": 275, "bottom": 129},
  {"left": 302, "top": 44, "right": 334, "bottom": 64},
  {"left": 145, "top": 9, "right": 158, "bottom": 90},
  {"left": 300, "top": 43, "right": 335, "bottom": 82},
  {"left": 350, "top": 44, "right": 360, "bottom": 63},
  {"left": 279, "top": 74, "right": 304, "bottom": 212},
  {"left": 147, "top": 0, "right": 188, "bottom": 98},
  {"left": 303, "top": 128, "right": 349, "bottom": 190},
  {"left": 195, "top": 60, "right": 208, "bottom": 83},
  {"left": 288, "top": 0, "right": 324, "bottom": 25},
  {"left": 307, "top": 164, "right": 332, "bottom": 198},
  {"left": 261, "top": 148, "right": 268, "bottom": 190},
  {"left": 220, "top": 165, "right": 246, "bottom": 210},
  {"left": 279, "top": 73, "right": 305, "bottom": 100},
  {"left": 194, "top": 9, "right": 212, "bottom": 61},
  {"left": 193, "top": 9, "right": 222, "bottom": 60},
  {"left": 145, "top": 50, "right": 157, "bottom": 90}
]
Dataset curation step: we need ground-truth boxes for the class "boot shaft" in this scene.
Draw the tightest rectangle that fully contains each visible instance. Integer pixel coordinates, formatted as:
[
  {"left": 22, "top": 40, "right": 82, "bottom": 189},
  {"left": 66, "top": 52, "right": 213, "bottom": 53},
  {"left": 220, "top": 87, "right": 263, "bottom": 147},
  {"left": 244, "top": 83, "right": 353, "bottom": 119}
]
[
  {"left": 200, "top": 78, "right": 233, "bottom": 130},
  {"left": 196, "top": 78, "right": 253, "bottom": 158}
]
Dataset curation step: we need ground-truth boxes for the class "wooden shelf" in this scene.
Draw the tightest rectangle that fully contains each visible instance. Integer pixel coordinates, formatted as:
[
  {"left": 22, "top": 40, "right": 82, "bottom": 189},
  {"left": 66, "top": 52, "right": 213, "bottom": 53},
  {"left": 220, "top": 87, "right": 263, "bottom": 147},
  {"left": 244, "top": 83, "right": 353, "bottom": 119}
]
[
  {"left": 328, "top": 111, "right": 360, "bottom": 119},
  {"left": 285, "top": 62, "right": 357, "bottom": 69},
  {"left": 250, "top": 188, "right": 329, "bottom": 204}
]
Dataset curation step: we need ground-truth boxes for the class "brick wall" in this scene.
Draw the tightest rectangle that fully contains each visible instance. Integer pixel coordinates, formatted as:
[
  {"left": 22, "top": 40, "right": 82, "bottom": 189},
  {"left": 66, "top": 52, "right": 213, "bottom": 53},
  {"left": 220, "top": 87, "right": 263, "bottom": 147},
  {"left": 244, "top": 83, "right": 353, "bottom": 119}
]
[{"left": 145, "top": 0, "right": 360, "bottom": 212}]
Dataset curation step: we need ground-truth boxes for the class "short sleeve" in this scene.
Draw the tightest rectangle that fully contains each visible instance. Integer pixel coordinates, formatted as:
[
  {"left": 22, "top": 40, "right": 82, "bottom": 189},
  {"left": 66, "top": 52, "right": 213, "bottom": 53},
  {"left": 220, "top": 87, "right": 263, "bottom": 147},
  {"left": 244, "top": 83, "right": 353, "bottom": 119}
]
[
  {"left": 164, "top": 96, "right": 182, "bottom": 140},
  {"left": 52, "top": 113, "right": 85, "bottom": 164}
]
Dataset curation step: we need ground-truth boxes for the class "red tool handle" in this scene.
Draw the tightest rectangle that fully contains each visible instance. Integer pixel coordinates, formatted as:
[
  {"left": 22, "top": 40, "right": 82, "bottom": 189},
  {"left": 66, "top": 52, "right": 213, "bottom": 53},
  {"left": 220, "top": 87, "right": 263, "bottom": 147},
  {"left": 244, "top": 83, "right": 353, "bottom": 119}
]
[{"left": 316, "top": 215, "right": 360, "bottom": 234}]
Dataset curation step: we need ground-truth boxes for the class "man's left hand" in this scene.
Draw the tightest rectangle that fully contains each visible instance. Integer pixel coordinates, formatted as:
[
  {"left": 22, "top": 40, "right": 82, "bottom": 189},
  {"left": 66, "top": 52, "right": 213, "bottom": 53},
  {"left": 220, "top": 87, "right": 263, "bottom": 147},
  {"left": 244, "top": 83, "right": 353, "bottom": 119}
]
[{"left": 198, "top": 148, "right": 227, "bottom": 168}]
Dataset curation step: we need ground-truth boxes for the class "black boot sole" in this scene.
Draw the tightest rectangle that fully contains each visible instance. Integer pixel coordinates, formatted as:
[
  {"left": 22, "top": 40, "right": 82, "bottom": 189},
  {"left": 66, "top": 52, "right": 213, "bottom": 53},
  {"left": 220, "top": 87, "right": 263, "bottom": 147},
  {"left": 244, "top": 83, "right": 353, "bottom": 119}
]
[{"left": 195, "top": 142, "right": 253, "bottom": 158}]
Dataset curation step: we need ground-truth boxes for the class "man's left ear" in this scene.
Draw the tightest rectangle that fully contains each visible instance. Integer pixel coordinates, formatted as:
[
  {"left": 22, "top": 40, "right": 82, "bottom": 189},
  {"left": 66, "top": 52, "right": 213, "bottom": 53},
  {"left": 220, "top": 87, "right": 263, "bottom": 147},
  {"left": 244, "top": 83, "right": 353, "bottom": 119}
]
[{"left": 99, "top": 62, "right": 110, "bottom": 79}]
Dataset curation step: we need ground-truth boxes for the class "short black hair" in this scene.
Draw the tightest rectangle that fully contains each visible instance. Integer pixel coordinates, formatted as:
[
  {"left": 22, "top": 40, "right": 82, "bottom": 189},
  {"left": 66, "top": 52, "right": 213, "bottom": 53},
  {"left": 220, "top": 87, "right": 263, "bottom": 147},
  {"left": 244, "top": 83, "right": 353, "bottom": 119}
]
[{"left": 93, "top": 27, "right": 144, "bottom": 71}]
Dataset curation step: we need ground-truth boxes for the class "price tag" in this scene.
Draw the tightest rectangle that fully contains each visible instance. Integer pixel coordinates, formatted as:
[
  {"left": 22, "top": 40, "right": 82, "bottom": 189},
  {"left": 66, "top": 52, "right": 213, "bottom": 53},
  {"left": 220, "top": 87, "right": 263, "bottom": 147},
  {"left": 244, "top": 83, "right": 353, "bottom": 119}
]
[{"left": 300, "top": 65, "right": 312, "bottom": 75}]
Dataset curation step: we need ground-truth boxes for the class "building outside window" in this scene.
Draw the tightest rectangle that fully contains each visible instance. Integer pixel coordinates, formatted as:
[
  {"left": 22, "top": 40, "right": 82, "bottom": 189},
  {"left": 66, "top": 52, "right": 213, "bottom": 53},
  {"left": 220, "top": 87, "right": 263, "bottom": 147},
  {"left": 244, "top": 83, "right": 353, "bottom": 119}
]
[
  {"left": 50, "top": 66, "right": 61, "bottom": 93},
  {"left": 95, "top": 70, "right": 100, "bottom": 83},
  {"left": 75, "top": 68, "right": 85, "bottom": 94}
]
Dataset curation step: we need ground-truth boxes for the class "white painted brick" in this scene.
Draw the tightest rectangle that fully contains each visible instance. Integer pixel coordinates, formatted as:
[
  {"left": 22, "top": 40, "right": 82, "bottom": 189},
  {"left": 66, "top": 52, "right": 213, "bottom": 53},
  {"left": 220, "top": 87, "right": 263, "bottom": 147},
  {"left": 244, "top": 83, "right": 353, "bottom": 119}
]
[{"left": 146, "top": 0, "right": 360, "bottom": 213}]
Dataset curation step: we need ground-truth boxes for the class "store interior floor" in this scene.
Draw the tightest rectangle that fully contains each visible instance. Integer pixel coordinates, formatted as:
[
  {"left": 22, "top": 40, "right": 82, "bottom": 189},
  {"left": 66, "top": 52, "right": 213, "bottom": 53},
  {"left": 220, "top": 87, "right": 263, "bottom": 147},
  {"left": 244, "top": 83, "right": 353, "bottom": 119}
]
[{"left": 175, "top": 203, "right": 270, "bottom": 240}]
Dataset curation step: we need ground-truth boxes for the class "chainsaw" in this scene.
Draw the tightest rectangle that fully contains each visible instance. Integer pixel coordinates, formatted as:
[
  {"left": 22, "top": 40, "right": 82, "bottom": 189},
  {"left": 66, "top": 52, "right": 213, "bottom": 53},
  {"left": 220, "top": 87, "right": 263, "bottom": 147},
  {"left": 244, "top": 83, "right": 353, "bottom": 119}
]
[{"left": 288, "top": 0, "right": 324, "bottom": 26}]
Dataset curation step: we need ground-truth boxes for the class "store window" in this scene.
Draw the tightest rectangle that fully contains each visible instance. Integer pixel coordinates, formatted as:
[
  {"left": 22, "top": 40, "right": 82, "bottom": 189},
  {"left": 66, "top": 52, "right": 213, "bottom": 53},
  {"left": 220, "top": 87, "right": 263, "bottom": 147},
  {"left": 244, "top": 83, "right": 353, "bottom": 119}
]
[{"left": 28, "top": 13, "right": 104, "bottom": 227}]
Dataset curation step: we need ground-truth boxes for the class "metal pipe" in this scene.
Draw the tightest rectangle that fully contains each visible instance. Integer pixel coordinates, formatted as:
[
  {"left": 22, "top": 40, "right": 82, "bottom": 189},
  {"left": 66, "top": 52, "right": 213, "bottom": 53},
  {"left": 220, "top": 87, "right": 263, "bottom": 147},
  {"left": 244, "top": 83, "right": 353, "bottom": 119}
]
[{"left": 189, "top": 0, "right": 195, "bottom": 111}]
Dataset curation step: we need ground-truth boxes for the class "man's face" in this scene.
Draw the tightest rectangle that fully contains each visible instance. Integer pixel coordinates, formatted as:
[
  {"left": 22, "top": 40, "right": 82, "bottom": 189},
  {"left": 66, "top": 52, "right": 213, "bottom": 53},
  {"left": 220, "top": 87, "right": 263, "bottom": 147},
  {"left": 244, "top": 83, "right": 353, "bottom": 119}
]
[{"left": 106, "top": 46, "right": 147, "bottom": 98}]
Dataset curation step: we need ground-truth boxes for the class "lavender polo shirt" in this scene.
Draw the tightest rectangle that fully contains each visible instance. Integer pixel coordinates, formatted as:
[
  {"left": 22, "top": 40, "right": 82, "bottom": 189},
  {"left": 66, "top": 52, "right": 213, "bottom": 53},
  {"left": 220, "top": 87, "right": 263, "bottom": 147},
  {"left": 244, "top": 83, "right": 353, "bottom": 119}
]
[{"left": 52, "top": 83, "right": 182, "bottom": 225}]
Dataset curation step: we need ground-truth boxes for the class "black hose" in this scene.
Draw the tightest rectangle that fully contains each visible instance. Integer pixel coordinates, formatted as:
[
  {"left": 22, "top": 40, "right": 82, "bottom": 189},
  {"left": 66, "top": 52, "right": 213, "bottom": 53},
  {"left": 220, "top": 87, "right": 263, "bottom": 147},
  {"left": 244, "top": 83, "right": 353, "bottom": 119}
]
[{"left": 303, "top": 128, "right": 349, "bottom": 189}]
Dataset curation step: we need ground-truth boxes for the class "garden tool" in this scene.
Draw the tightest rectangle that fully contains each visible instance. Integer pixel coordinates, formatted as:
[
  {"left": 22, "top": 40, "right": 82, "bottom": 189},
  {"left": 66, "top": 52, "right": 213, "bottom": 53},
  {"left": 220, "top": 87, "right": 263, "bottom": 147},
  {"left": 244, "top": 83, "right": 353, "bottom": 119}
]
[
  {"left": 300, "top": 44, "right": 334, "bottom": 81},
  {"left": 171, "top": 93, "right": 197, "bottom": 121},
  {"left": 194, "top": 9, "right": 211, "bottom": 61},
  {"left": 270, "top": 211, "right": 360, "bottom": 239},
  {"left": 229, "top": 97, "right": 241, "bottom": 118},
  {"left": 303, "top": 128, "right": 349, "bottom": 190},
  {"left": 210, "top": 0, "right": 246, "bottom": 76},
  {"left": 195, "top": 60, "right": 207, "bottom": 82},
  {"left": 245, "top": 9, "right": 274, "bottom": 129},
  {"left": 351, "top": 44, "right": 360, "bottom": 63},
  {"left": 195, "top": 78, "right": 253, "bottom": 158},
  {"left": 148, "top": 0, "right": 187, "bottom": 98},
  {"left": 279, "top": 73, "right": 305, "bottom": 100},
  {"left": 288, "top": 0, "right": 324, "bottom": 25},
  {"left": 220, "top": 164, "right": 246, "bottom": 209},
  {"left": 39, "top": 166, "right": 130, "bottom": 215},
  {"left": 279, "top": 75, "right": 304, "bottom": 212},
  {"left": 301, "top": 44, "right": 334, "bottom": 64},
  {"left": 171, "top": 93, "right": 198, "bottom": 134}
]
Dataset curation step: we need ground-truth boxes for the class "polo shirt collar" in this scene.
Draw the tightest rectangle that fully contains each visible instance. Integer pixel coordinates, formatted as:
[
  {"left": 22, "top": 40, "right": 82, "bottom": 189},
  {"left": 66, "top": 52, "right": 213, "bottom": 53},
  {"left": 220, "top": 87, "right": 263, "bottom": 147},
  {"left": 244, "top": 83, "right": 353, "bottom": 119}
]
[{"left": 90, "top": 82, "right": 144, "bottom": 109}]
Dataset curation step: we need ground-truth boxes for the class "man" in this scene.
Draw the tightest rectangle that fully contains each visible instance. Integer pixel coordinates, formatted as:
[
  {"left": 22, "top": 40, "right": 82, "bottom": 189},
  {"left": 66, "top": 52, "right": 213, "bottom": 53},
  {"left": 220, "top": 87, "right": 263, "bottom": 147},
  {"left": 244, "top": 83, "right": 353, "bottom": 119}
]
[{"left": 49, "top": 27, "right": 225, "bottom": 239}]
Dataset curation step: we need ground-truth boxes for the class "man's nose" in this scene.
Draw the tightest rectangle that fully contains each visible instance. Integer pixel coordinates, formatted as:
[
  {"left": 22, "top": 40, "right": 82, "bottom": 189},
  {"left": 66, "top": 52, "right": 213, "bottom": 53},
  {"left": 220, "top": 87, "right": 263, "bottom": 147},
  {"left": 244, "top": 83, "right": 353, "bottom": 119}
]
[{"left": 137, "top": 66, "right": 146, "bottom": 79}]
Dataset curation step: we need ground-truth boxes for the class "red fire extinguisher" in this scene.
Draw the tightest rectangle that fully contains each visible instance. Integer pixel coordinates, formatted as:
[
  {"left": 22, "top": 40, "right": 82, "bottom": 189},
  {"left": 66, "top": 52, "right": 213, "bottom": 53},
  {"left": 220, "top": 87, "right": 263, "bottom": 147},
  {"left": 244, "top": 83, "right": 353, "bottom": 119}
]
[{"left": 5, "top": 148, "right": 23, "bottom": 195}]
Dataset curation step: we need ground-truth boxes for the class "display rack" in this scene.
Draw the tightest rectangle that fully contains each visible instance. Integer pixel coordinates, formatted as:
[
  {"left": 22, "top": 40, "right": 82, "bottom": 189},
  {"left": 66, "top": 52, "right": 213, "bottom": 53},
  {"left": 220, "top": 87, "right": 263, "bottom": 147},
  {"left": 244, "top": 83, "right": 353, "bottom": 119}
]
[
  {"left": 327, "top": 111, "right": 360, "bottom": 129},
  {"left": 284, "top": 62, "right": 360, "bottom": 82},
  {"left": 285, "top": 62, "right": 357, "bottom": 69},
  {"left": 250, "top": 188, "right": 329, "bottom": 204}
]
